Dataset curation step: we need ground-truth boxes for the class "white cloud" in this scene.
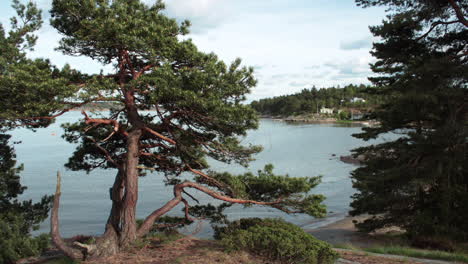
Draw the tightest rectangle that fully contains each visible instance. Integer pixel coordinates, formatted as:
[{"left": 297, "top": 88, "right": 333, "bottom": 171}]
[
  {"left": 29, "top": 25, "right": 111, "bottom": 74},
  {"left": 340, "top": 37, "right": 372, "bottom": 50},
  {"left": 164, "top": 0, "right": 233, "bottom": 33},
  {"left": 165, "top": 0, "right": 225, "bottom": 17},
  {"left": 0, "top": 0, "right": 386, "bottom": 101}
]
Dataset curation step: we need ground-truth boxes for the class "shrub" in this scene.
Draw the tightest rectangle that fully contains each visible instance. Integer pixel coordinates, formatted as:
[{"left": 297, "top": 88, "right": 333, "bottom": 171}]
[
  {"left": 0, "top": 213, "right": 51, "bottom": 264},
  {"left": 215, "top": 218, "right": 338, "bottom": 264}
]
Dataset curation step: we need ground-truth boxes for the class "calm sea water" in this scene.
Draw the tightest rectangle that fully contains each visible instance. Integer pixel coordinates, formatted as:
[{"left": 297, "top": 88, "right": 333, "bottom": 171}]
[{"left": 10, "top": 111, "right": 382, "bottom": 237}]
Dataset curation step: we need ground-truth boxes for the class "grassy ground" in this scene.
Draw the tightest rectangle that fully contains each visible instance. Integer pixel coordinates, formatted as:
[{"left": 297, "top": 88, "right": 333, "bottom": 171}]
[
  {"left": 39, "top": 233, "right": 279, "bottom": 264},
  {"left": 335, "top": 243, "right": 468, "bottom": 263},
  {"left": 34, "top": 239, "right": 468, "bottom": 264},
  {"left": 367, "top": 246, "right": 468, "bottom": 263},
  {"left": 42, "top": 257, "right": 77, "bottom": 264},
  {"left": 30, "top": 219, "right": 468, "bottom": 264}
]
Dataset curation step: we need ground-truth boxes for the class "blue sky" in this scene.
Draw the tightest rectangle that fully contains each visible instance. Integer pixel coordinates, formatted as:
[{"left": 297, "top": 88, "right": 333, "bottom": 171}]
[{"left": 0, "top": 0, "right": 386, "bottom": 101}]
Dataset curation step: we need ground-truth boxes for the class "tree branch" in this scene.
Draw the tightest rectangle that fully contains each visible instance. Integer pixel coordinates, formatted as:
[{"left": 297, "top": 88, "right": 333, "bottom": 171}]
[
  {"left": 416, "top": 20, "right": 460, "bottom": 40},
  {"left": 123, "top": 50, "right": 136, "bottom": 78},
  {"left": 181, "top": 198, "right": 194, "bottom": 221},
  {"left": 87, "top": 137, "right": 121, "bottom": 168},
  {"left": 180, "top": 181, "right": 282, "bottom": 206},
  {"left": 50, "top": 172, "right": 84, "bottom": 260},
  {"left": 143, "top": 127, "right": 176, "bottom": 145},
  {"left": 81, "top": 111, "right": 129, "bottom": 137},
  {"left": 448, "top": 0, "right": 468, "bottom": 27},
  {"left": 10, "top": 100, "right": 93, "bottom": 125},
  {"left": 137, "top": 180, "right": 282, "bottom": 237},
  {"left": 140, "top": 152, "right": 165, "bottom": 160},
  {"left": 183, "top": 190, "right": 199, "bottom": 204},
  {"left": 186, "top": 165, "right": 233, "bottom": 196},
  {"left": 135, "top": 64, "right": 155, "bottom": 79}
]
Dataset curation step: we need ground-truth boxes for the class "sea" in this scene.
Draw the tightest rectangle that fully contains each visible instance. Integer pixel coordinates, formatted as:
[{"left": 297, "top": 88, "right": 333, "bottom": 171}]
[{"left": 9, "top": 111, "right": 388, "bottom": 237}]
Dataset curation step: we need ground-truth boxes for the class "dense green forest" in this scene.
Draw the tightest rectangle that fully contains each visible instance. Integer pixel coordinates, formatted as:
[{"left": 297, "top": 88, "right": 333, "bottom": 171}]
[
  {"left": 351, "top": 0, "right": 467, "bottom": 242},
  {"left": 250, "top": 84, "right": 385, "bottom": 117}
]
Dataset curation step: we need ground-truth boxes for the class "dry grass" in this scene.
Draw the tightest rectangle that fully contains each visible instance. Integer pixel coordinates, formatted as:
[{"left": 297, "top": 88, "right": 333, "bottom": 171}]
[
  {"left": 337, "top": 249, "right": 424, "bottom": 264},
  {"left": 82, "top": 236, "right": 277, "bottom": 264}
]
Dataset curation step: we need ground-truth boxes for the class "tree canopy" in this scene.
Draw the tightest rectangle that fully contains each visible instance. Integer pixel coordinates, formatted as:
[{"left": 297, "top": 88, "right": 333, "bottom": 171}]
[
  {"left": 350, "top": 0, "right": 467, "bottom": 241},
  {"left": 0, "top": 1, "right": 66, "bottom": 263}
]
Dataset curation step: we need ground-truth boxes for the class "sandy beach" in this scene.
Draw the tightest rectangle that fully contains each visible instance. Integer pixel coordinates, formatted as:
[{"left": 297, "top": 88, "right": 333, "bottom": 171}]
[{"left": 307, "top": 216, "right": 391, "bottom": 248}]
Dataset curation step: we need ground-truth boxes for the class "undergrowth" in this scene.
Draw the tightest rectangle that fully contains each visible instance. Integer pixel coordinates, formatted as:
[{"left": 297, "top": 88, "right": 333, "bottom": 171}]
[{"left": 215, "top": 218, "right": 338, "bottom": 264}]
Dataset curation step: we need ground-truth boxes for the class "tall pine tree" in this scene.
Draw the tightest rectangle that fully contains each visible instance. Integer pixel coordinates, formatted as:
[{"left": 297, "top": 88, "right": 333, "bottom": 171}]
[
  {"left": 0, "top": 1, "right": 76, "bottom": 263},
  {"left": 350, "top": 0, "right": 467, "bottom": 241},
  {"left": 0, "top": 0, "right": 328, "bottom": 259}
]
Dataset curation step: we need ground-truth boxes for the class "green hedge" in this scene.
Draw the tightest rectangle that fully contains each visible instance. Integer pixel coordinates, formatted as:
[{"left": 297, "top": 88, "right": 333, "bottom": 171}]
[{"left": 215, "top": 218, "right": 338, "bottom": 264}]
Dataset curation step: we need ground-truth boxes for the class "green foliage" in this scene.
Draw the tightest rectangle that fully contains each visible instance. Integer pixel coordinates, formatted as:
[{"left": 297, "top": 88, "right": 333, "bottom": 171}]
[
  {"left": 337, "top": 110, "right": 351, "bottom": 120},
  {"left": 0, "top": 213, "right": 51, "bottom": 264},
  {"left": 50, "top": 0, "right": 189, "bottom": 64},
  {"left": 366, "top": 246, "right": 468, "bottom": 263},
  {"left": 0, "top": 0, "right": 42, "bottom": 70},
  {"left": 55, "top": 0, "right": 261, "bottom": 177},
  {"left": 215, "top": 218, "right": 338, "bottom": 264},
  {"left": 0, "top": 2, "right": 60, "bottom": 263},
  {"left": 251, "top": 84, "right": 385, "bottom": 116},
  {"left": 197, "top": 165, "right": 327, "bottom": 218},
  {"left": 0, "top": 133, "right": 52, "bottom": 264},
  {"left": 351, "top": 0, "right": 468, "bottom": 241},
  {"left": 0, "top": 0, "right": 78, "bottom": 129}
]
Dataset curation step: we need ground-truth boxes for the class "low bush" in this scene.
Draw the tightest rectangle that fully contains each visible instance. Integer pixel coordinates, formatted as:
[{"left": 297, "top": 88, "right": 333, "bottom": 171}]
[
  {"left": 0, "top": 213, "right": 50, "bottom": 264},
  {"left": 215, "top": 218, "right": 338, "bottom": 264}
]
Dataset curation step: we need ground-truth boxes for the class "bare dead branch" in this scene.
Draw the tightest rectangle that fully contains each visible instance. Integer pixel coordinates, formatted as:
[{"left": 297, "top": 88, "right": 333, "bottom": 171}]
[
  {"left": 73, "top": 242, "right": 96, "bottom": 253},
  {"left": 50, "top": 172, "right": 84, "bottom": 260}
]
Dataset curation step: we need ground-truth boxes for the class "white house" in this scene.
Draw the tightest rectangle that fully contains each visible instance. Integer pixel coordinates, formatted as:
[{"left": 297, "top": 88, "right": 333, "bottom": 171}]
[
  {"left": 320, "top": 107, "right": 334, "bottom": 114},
  {"left": 350, "top": 97, "right": 366, "bottom": 103}
]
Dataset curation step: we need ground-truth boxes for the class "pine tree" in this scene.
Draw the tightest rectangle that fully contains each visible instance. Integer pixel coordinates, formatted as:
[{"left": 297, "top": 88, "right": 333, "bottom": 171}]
[
  {"left": 350, "top": 0, "right": 467, "bottom": 241},
  {"left": 0, "top": 1, "right": 71, "bottom": 263},
  {"left": 0, "top": 0, "right": 328, "bottom": 259}
]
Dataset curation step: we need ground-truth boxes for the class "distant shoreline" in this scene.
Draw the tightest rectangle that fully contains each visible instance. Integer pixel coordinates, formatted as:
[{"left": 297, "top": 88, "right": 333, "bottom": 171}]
[{"left": 261, "top": 115, "right": 378, "bottom": 126}]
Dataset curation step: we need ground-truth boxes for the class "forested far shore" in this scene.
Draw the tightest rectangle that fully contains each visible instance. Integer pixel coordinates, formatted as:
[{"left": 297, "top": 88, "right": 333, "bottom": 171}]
[{"left": 250, "top": 84, "right": 386, "bottom": 118}]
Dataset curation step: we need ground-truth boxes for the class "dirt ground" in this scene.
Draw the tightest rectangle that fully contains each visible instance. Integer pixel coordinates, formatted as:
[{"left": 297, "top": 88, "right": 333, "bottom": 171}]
[{"left": 82, "top": 236, "right": 278, "bottom": 264}]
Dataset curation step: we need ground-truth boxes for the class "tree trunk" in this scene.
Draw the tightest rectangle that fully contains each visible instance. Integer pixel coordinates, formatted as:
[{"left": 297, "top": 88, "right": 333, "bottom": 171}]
[
  {"left": 106, "top": 169, "right": 125, "bottom": 235},
  {"left": 75, "top": 167, "right": 133, "bottom": 259},
  {"left": 119, "top": 129, "right": 142, "bottom": 246},
  {"left": 87, "top": 169, "right": 125, "bottom": 258},
  {"left": 84, "top": 130, "right": 142, "bottom": 258}
]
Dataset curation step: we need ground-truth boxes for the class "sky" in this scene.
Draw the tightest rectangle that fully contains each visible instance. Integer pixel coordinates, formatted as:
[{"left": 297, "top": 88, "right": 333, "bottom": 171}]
[{"left": 0, "top": 0, "right": 387, "bottom": 101}]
